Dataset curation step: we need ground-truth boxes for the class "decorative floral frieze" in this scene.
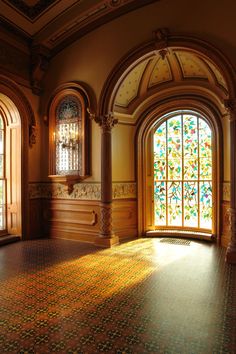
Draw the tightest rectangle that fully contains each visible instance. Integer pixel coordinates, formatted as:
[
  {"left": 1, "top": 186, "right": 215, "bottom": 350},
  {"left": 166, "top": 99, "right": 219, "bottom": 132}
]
[
  {"left": 29, "top": 182, "right": 136, "bottom": 200},
  {"left": 112, "top": 183, "right": 136, "bottom": 199},
  {"left": 223, "top": 182, "right": 230, "bottom": 201}
]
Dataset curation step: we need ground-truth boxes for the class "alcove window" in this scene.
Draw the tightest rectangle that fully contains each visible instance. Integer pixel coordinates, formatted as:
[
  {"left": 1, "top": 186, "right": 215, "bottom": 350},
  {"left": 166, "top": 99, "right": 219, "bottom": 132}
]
[
  {"left": 154, "top": 111, "right": 212, "bottom": 232},
  {"left": 55, "top": 96, "right": 82, "bottom": 175},
  {"left": 49, "top": 87, "right": 90, "bottom": 183}
]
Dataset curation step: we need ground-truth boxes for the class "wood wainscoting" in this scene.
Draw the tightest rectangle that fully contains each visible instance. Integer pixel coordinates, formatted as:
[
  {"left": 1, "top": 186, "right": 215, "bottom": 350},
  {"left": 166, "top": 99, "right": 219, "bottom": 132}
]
[
  {"left": 29, "top": 198, "right": 43, "bottom": 239},
  {"left": 42, "top": 199, "right": 100, "bottom": 243},
  {"left": 41, "top": 198, "right": 137, "bottom": 243},
  {"left": 113, "top": 199, "right": 137, "bottom": 241},
  {"left": 221, "top": 201, "right": 231, "bottom": 248}
]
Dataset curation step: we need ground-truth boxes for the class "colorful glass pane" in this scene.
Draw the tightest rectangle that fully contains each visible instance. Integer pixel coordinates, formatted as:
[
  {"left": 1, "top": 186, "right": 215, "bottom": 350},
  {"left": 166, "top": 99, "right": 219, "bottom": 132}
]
[
  {"left": 184, "top": 182, "right": 198, "bottom": 227},
  {"left": 154, "top": 123, "right": 166, "bottom": 158},
  {"left": 200, "top": 158, "right": 212, "bottom": 179},
  {"left": 183, "top": 115, "right": 198, "bottom": 158},
  {"left": 154, "top": 158, "right": 166, "bottom": 180},
  {"left": 168, "top": 181, "right": 182, "bottom": 226},
  {"left": 167, "top": 116, "right": 181, "bottom": 136},
  {"left": 184, "top": 158, "right": 198, "bottom": 180},
  {"left": 154, "top": 111, "right": 213, "bottom": 232},
  {"left": 200, "top": 182, "right": 212, "bottom": 229},
  {"left": 199, "top": 119, "right": 212, "bottom": 158},
  {"left": 168, "top": 159, "right": 182, "bottom": 180},
  {"left": 154, "top": 181, "right": 166, "bottom": 225}
]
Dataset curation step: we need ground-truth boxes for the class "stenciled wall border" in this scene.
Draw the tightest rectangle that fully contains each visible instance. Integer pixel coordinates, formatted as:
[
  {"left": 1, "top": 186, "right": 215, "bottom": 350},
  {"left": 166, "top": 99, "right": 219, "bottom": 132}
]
[{"left": 29, "top": 182, "right": 136, "bottom": 200}]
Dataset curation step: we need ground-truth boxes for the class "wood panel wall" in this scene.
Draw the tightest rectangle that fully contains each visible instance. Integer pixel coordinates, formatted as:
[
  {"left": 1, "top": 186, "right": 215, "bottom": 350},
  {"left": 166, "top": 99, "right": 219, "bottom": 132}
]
[
  {"left": 40, "top": 198, "right": 137, "bottom": 243},
  {"left": 29, "top": 199, "right": 43, "bottom": 239}
]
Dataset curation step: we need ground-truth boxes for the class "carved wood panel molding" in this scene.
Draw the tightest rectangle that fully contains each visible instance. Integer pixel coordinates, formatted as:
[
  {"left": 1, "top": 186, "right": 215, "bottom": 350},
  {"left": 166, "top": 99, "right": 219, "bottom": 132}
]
[{"left": 29, "top": 182, "right": 137, "bottom": 200}]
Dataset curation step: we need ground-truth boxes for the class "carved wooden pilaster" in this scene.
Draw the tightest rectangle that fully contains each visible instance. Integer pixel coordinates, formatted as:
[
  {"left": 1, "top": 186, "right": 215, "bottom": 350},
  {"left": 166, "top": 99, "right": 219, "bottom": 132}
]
[
  {"left": 90, "top": 112, "right": 119, "bottom": 247},
  {"left": 224, "top": 98, "right": 236, "bottom": 263}
]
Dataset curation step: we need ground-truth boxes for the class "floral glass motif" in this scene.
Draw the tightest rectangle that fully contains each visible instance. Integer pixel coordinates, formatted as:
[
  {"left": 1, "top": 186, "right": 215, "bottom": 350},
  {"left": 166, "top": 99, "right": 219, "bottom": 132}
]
[
  {"left": 154, "top": 112, "right": 212, "bottom": 230},
  {"left": 55, "top": 96, "right": 82, "bottom": 175}
]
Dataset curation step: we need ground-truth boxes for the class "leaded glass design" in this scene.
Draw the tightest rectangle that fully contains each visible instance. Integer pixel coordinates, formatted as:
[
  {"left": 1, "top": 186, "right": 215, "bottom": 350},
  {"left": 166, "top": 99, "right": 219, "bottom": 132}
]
[
  {"left": 0, "top": 115, "right": 5, "bottom": 230},
  {"left": 55, "top": 96, "right": 82, "bottom": 175},
  {"left": 154, "top": 112, "right": 212, "bottom": 231}
]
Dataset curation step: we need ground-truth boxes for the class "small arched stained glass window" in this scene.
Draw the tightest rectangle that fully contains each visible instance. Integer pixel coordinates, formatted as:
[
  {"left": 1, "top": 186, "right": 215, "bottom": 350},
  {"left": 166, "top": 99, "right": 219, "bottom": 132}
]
[
  {"left": 154, "top": 111, "right": 212, "bottom": 231},
  {"left": 55, "top": 95, "right": 82, "bottom": 175}
]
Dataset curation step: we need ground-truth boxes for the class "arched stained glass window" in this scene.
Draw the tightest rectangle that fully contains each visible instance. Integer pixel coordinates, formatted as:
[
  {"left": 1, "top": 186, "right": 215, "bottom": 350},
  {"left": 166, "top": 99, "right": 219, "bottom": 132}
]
[{"left": 154, "top": 111, "right": 212, "bottom": 232}]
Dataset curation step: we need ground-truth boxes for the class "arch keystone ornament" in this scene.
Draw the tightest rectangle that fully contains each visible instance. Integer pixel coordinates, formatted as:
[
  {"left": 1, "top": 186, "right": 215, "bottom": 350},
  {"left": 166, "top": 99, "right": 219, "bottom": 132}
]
[
  {"left": 225, "top": 98, "right": 236, "bottom": 263},
  {"left": 90, "top": 112, "right": 119, "bottom": 247}
]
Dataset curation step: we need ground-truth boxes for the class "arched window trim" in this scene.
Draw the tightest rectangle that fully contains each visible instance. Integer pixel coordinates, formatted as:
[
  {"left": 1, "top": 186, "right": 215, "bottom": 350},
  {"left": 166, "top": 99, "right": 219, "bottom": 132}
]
[
  {"left": 152, "top": 109, "right": 214, "bottom": 234},
  {"left": 136, "top": 97, "right": 223, "bottom": 242},
  {"left": 48, "top": 84, "right": 91, "bottom": 192}
]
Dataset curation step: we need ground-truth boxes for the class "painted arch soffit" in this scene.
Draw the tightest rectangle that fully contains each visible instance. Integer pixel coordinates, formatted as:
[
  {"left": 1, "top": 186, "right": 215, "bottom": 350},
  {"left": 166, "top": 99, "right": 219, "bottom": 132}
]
[{"left": 113, "top": 48, "right": 229, "bottom": 123}]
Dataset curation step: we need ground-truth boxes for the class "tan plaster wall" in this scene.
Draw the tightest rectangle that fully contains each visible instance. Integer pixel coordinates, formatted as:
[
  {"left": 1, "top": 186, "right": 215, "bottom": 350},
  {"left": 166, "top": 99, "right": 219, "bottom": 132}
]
[
  {"left": 42, "top": 0, "right": 235, "bottom": 183},
  {"left": 112, "top": 124, "right": 135, "bottom": 182}
]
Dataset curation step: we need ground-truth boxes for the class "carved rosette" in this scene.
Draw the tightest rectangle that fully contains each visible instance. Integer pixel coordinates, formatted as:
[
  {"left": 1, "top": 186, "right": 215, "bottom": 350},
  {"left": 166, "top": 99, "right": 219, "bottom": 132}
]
[{"left": 100, "top": 203, "right": 114, "bottom": 237}]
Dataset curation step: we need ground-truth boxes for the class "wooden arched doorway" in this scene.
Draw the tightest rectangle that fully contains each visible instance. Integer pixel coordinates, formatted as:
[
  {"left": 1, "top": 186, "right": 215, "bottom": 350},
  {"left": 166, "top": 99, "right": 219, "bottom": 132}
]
[{"left": 0, "top": 76, "right": 35, "bottom": 239}]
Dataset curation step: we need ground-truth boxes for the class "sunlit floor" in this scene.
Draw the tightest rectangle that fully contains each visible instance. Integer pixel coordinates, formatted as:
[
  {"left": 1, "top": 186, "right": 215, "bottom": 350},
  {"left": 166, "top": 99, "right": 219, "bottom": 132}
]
[{"left": 0, "top": 238, "right": 235, "bottom": 353}]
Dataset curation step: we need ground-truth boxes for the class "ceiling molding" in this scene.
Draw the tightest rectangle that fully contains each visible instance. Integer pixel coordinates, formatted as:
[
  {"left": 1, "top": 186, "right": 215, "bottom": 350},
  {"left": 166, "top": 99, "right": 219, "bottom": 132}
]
[{"left": 0, "top": 0, "right": 160, "bottom": 56}]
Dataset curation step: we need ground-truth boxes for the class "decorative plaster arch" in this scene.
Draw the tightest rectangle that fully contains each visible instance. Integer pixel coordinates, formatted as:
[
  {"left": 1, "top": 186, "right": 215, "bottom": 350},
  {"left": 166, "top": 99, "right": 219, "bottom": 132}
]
[
  {"left": 99, "top": 32, "right": 236, "bottom": 115},
  {"left": 0, "top": 75, "right": 36, "bottom": 239},
  {"left": 135, "top": 95, "right": 223, "bottom": 241},
  {"left": 97, "top": 31, "right": 236, "bottom": 247}
]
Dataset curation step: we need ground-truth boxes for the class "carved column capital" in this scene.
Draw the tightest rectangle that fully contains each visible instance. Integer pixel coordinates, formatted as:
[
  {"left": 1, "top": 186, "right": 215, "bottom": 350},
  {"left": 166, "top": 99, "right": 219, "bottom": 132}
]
[
  {"left": 88, "top": 110, "right": 118, "bottom": 131},
  {"left": 224, "top": 99, "right": 236, "bottom": 119}
]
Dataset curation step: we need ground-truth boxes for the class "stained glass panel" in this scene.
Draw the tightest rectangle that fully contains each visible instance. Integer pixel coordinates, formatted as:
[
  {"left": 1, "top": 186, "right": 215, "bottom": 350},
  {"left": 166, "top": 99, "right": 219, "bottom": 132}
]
[
  {"left": 200, "top": 182, "right": 212, "bottom": 229},
  {"left": 168, "top": 159, "right": 182, "bottom": 180},
  {"left": 154, "top": 111, "right": 213, "bottom": 232},
  {"left": 154, "top": 181, "right": 166, "bottom": 225},
  {"left": 184, "top": 182, "right": 198, "bottom": 227},
  {"left": 168, "top": 181, "right": 182, "bottom": 226},
  {"left": 184, "top": 158, "right": 198, "bottom": 180}
]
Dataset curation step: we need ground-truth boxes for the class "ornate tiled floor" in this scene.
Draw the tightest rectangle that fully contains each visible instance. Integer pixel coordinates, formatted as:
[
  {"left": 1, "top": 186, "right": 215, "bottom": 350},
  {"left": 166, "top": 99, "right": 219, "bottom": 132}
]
[{"left": 0, "top": 238, "right": 235, "bottom": 353}]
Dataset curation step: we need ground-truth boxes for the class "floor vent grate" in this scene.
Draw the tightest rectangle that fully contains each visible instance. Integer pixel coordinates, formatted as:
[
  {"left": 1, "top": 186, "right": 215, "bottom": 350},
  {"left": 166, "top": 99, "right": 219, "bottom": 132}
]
[{"left": 160, "top": 238, "right": 191, "bottom": 246}]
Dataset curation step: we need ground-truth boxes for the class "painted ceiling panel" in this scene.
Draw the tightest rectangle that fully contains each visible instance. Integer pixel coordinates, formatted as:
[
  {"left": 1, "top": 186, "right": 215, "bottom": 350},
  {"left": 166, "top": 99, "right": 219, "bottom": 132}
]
[
  {"left": 204, "top": 58, "right": 227, "bottom": 90},
  {"left": 176, "top": 52, "right": 208, "bottom": 79},
  {"left": 115, "top": 59, "right": 149, "bottom": 107},
  {"left": 149, "top": 57, "right": 172, "bottom": 88},
  {"left": 114, "top": 49, "right": 229, "bottom": 113}
]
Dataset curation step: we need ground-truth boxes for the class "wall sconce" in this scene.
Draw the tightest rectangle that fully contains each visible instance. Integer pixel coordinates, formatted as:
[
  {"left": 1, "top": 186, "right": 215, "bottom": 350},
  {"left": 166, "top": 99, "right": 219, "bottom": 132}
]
[{"left": 54, "top": 126, "right": 79, "bottom": 150}]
